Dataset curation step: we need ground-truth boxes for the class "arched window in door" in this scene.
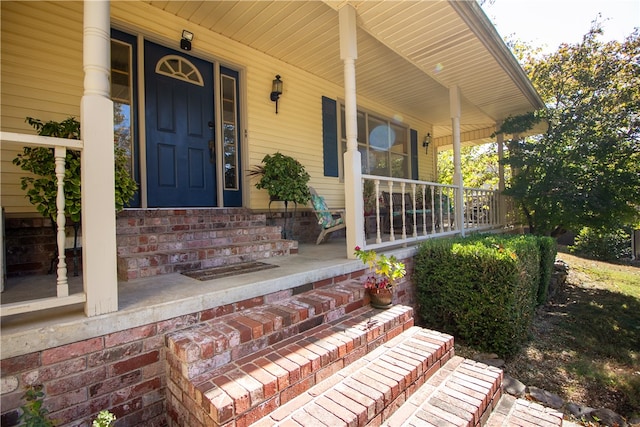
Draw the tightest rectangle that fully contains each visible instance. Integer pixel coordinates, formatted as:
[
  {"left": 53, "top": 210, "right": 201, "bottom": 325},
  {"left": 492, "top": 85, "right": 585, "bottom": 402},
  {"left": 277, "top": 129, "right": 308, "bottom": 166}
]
[{"left": 155, "top": 55, "right": 204, "bottom": 86}]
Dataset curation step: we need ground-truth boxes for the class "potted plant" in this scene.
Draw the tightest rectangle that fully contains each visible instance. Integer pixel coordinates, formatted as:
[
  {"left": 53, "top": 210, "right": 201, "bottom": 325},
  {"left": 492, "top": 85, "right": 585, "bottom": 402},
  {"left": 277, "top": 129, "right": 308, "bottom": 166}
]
[
  {"left": 354, "top": 246, "right": 406, "bottom": 308},
  {"left": 251, "top": 152, "right": 311, "bottom": 205}
]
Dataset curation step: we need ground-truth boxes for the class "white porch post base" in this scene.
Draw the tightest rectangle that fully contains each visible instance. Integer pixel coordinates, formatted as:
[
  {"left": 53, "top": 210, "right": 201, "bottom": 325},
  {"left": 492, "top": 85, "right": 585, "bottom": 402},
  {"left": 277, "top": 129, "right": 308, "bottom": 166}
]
[
  {"left": 81, "top": 96, "right": 118, "bottom": 316},
  {"left": 344, "top": 150, "right": 364, "bottom": 256}
]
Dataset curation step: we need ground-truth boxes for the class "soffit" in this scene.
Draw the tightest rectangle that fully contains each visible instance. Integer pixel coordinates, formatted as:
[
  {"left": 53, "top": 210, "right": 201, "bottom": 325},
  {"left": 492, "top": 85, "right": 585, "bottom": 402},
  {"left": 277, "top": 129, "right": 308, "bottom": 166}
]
[{"left": 144, "top": 1, "right": 543, "bottom": 143}]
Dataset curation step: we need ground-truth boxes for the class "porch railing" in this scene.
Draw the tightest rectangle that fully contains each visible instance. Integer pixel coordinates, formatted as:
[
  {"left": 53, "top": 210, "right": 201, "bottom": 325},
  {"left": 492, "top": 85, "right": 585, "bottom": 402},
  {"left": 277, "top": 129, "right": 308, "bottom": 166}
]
[
  {"left": 362, "top": 175, "right": 503, "bottom": 250},
  {"left": 1, "top": 131, "right": 86, "bottom": 317}
]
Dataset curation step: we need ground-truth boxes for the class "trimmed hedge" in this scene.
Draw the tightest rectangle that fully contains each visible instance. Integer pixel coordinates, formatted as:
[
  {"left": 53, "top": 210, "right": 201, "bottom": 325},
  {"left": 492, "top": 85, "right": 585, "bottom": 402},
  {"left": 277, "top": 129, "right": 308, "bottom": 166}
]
[{"left": 414, "top": 234, "right": 553, "bottom": 357}]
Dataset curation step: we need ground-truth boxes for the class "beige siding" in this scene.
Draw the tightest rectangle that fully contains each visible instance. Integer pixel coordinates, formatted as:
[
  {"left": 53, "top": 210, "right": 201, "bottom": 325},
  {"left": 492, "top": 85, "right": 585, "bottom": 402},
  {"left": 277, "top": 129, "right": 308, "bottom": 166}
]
[
  {"left": 2, "top": 1, "right": 437, "bottom": 214},
  {"left": 1, "top": 1, "right": 84, "bottom": 214}
]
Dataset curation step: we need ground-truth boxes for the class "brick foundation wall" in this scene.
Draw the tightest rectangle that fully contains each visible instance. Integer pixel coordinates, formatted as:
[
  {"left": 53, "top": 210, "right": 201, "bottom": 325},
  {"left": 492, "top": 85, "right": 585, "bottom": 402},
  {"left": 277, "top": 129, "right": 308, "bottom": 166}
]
[
  {"left": 4, "top": 217, "right": 57, "bottom": 277},
  {"left": 0, "top": 257, "right": 417, "bottom": 427},
  {"left": 257, "top": 209, "right": 332, "bottom": 244}
]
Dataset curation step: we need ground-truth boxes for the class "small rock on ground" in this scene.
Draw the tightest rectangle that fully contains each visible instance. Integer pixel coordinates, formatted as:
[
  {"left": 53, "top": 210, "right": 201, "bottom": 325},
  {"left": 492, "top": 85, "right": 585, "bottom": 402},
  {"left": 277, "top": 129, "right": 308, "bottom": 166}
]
[
  {"left": 503, "top": 374, "right": 526, "bottom": 397},
  {"left": 585, "top": 408, "right": 628, "bottom": 427},
  {"left": 527, "top": 386, "right": 564, "bottom": 409}
]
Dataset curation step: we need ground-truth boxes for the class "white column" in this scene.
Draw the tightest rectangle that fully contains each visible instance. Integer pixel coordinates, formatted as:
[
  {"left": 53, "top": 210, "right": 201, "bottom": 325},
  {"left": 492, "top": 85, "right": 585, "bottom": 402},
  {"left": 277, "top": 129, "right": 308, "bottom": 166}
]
[
  {"left": 450, "top": 86, "right": 465, "bottom": 236},
  {"left": 81, "top": 0, "right": 118, "bottom": 315},
  {"left": 339, "top": 5, "right": 364, "bottom": 258},
  {"left": 497, "top": 130, "right": 506, "bottom": 225}
]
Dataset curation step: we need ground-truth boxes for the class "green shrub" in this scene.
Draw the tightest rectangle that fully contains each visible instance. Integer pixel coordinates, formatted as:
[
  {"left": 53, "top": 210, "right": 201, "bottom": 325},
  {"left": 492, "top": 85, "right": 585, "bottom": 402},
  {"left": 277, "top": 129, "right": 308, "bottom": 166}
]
[
  {"left": 18, "top": 385, "right": 115, "bottom": 427},
  {"left": 13, "top": 117, "right": 138, "bottom": 223},
  {"left": 537, "top": 236, "right": 557, "bottom": 305},
  {"left": 569, "top": 226, "right": 631, "bottom": 261},
  {"left": 414, "top": 234, "right": 540, "bottom": 357}
]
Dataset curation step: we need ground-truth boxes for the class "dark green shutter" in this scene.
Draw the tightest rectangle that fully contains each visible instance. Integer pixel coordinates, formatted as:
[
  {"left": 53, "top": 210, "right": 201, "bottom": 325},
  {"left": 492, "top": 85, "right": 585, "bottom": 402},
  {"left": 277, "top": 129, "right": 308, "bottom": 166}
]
[
  {"left": 410, "top": 129, "right": 418, "bottom": 180},
  {"left": 322, "top": 96, "right": 339, "bottom": 177}
]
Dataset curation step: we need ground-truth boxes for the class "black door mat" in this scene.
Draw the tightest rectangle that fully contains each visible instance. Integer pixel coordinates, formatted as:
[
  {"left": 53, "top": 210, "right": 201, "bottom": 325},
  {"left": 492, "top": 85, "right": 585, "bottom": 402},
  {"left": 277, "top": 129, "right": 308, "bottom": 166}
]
[{"left": 181, "top": 261, "right": 279, "bottom": 281}]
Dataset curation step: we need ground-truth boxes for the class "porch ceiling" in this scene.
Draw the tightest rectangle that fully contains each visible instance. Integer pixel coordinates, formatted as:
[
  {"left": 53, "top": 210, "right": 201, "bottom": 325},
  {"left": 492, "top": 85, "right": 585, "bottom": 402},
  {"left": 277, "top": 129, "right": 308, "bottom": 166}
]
[{"left": 145, "top": 0, "right": 543, "bottom": 145}]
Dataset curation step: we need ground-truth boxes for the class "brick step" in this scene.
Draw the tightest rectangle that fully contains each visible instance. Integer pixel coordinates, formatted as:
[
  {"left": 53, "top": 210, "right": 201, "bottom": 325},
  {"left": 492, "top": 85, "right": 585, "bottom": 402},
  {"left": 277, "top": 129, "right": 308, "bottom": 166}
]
[
  {"left": 253, "top": 325, "right": 455, "bottom": 427},
  {"left": 485, "top": 394, "right": 563, "bottom": 427},
  {"left": 118, "top": 239, "right": 298, "bottom": 280},
  {"left": 164, "top": 280, "right": 418, "bottom": 427},
  {"left": 166, "top": 280, "right": 371, "bottom": 380},
  {"left": 117, "top": 216, "right": 274, "bottom": 236},
  {"left": 117, "top": 225, "right": 285, "bottom": 256},
  {"left": 116, "top": 208, "right": 296, "bottom": 281},
  {"left": 117, "top": 207, "right": 264, "bottom": 223},
  {"left": 116, "top": 208, "right": 272, "bottom": 246},
  {"left": 383, "top": 355, "right": 503, "bottom": 427}
]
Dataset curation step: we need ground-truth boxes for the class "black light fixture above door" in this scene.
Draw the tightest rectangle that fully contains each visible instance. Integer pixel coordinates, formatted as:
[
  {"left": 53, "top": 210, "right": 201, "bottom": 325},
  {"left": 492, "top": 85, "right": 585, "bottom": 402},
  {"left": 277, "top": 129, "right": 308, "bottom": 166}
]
[
  {"left": 423, "top": 133, "right": 432, "bottom": 154},
  {"left": 270, "top": 75, "right": 283, "bottom": 114},
  {"left": 181, "top": 30, "right": 193, "bottom": 51}
]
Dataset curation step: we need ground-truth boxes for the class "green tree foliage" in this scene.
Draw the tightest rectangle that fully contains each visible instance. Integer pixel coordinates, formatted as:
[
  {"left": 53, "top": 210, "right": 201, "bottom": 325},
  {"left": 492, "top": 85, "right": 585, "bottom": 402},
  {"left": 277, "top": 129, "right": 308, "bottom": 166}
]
[
  {"left": 13, "top": 117, "right": 82, "bottom": 222},
  {"left": 13, "top": 117, "right": 138, "bottom": 224},
  {"left": 569, "top": 226, "right": 632, "bottom": 261},
  {"left": 437, "top": 143, "right": 504, "bottom": 189},
  {"left": 499, "top": 23, "right": 640, "bottom": 236}
]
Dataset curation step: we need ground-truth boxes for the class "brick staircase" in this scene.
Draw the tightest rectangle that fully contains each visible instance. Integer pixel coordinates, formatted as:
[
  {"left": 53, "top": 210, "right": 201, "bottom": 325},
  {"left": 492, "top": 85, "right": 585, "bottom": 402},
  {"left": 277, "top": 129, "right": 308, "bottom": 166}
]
[
  {"left": 116, "top": 208, "right": 297, "bottom": 281},
  {"left": 164, "top": 279, "right": 565, "bottom": 427}
]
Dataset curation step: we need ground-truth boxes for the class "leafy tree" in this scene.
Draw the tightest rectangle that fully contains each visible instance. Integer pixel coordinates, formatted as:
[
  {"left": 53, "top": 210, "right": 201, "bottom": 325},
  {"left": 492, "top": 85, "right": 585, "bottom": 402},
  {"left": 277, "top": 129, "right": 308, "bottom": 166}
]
[
  {"left": 437, "top": 143, "right": 504, "bottom": 190},
  {"left": 13, "top": 117, "right": 83, "bottom": 222},
  {"left": 499, "top": 23, "right": 640, "bottom": 236},
  {"left": 13, "top": 117, "right": 138, "bottom": 222}
]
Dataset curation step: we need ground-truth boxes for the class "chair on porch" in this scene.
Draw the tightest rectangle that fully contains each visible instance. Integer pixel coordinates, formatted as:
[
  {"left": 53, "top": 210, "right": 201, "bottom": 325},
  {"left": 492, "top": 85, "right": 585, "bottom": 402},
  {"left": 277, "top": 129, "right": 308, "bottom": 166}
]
[{"left": 309, "top": 187, "right": 346, "bottom": 245}]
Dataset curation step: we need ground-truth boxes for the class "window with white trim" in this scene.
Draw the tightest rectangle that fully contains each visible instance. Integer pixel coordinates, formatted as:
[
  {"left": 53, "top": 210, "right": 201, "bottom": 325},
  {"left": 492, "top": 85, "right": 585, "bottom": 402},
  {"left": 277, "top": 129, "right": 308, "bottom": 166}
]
[
  {"left": 340, "top": 106, "right": 410, "bottom": 178},
  {"left": 111, "top": 38, "right": 134, "bottom": 178}
]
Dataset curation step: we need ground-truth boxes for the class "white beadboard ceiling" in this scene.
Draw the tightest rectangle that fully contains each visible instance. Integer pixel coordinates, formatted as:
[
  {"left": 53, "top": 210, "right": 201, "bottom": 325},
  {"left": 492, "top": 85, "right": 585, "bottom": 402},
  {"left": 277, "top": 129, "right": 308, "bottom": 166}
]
[{"left": 145, "top": 0, "right": 543, "bottom": 146}]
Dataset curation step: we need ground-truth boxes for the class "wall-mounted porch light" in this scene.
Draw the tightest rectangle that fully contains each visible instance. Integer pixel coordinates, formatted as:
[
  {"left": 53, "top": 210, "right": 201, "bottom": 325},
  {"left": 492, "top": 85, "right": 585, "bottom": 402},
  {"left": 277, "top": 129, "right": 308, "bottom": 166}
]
[
  {"left": 270, "top": 75, "right": 283, "bottom": 114},
  {"left": 181, "top": 30, "right": 193, "bottom": 51},
  {"left": 423, "top": 133, "right": 432, "bottom": 155}
]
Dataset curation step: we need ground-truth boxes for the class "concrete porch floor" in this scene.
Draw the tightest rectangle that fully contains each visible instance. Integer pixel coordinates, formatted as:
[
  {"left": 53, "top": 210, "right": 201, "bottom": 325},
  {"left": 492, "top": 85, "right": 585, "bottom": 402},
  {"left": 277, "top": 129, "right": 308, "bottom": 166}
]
[{"left": 0, "top": 239, "right": 417, "bottom": 360}]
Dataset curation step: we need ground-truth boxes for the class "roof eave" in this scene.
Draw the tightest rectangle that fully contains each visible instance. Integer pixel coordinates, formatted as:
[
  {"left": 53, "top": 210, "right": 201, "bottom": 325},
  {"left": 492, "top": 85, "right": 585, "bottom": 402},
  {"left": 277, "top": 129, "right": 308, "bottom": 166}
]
[{"left": 448, "top": 0, "right": 545, "bottom": 112}]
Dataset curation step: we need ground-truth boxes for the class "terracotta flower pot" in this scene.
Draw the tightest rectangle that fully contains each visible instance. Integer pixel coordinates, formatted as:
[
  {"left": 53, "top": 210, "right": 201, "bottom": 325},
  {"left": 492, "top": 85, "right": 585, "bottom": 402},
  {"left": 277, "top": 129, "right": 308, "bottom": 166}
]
[{"left": 368, "top": 287, "right": 393, "bottom": 309}]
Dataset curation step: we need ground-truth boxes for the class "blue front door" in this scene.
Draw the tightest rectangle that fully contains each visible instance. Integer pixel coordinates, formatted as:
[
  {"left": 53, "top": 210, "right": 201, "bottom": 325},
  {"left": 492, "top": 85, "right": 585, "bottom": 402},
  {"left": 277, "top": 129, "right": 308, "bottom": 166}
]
[{"left": 144, "top": 41, "right": 216, "bottom": 207}]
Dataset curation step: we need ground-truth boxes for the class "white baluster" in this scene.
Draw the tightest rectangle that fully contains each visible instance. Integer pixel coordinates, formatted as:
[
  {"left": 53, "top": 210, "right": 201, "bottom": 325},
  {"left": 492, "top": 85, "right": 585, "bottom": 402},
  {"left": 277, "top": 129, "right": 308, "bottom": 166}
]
[
  {"left": 411, "top": 183, "right": 417, "bottom": 238},
  {"left": 54, "top": 146, "right": 69, "bottom": 297},
  {"left": 430, "top": 186, "right": 436, "bottom": 234},
  {"left": 374, "top": 180, "right": 381, "bottom": 244},
  {"left": 420, "top": 184, "right": 427, "bottom": 236},
  {"left": 400, "top": 182, "right": 407, "bottom": 240},
  {"left": 438, "top": 187, "right": 444, "bottom": 233},
  {"left": 388, "top": 181, "right": 395, "bottom": 241}
]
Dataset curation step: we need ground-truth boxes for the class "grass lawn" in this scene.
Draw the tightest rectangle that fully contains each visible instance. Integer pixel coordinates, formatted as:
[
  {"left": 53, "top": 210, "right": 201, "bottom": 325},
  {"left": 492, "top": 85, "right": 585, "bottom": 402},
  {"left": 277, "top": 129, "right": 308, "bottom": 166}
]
[{"left": 459, "top": 248, "right": 640, "bottom": 421}]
